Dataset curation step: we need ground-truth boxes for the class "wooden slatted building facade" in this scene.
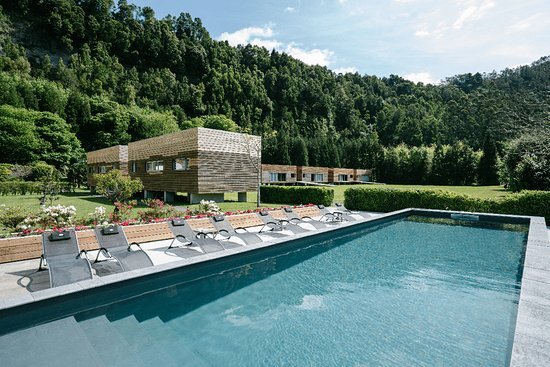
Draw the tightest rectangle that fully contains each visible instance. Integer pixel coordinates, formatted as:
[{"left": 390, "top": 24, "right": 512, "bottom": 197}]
[{"left": 87, "top": 128, "right": 261, "bottom": 203}]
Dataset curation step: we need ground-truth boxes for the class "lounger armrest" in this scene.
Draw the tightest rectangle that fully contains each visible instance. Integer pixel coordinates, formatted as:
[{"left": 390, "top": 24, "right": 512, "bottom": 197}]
[
  {"left": 235, "top": 227, "right": 250, "bottom": 233},
  {"left": 288, "top": 217, "right": 302, "bottom": 224},
  {"left": 128, "top": 242, "right": 143, "bottom": 251},
  {"left": 169, "top": 235, "right": 191, "bottom": 249},
  {"left": 93, "top": 248, "right": 112, "bottom": 263},
  {"left": 300, "top": 216, "right": 313, "bottom": 221},
  {"left": 216, "top": 229, "right": 232, "bottom": 240}
]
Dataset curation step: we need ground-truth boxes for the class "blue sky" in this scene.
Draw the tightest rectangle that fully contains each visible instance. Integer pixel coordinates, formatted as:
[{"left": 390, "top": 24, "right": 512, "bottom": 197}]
[{"left": 131, "top": 0, "right": 550, "bottom": 83}]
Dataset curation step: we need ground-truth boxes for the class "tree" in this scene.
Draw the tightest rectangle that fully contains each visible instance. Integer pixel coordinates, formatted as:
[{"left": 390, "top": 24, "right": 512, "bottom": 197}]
[
  {"left": 290, "top": 137, "right": 308, "bottom": 166},
  {"left": 240, "top": 131, "right": 262, "bottom": 207},
  {"left": 95, "top": 170, "right": 143, "bottom": 211},
  {"left": 477, "top": 135, "right": 499, "bottom": 185}
]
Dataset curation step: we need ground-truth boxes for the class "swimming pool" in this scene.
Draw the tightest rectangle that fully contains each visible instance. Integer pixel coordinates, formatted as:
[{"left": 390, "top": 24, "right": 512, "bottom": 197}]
[{"left": 0, "top": 213, "right": 530, "bottom": 366}]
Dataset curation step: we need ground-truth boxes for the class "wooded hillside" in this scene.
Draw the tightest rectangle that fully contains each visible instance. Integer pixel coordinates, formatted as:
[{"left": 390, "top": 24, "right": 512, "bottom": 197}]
[{"left": 0, "top": 0, "right": 548, "bottom": 188}]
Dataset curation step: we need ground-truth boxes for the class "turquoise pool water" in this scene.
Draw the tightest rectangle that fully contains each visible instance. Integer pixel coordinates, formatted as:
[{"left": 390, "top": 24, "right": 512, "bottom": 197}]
[{"left": 0, "top": 217, "right": 527, "bottom": 366}]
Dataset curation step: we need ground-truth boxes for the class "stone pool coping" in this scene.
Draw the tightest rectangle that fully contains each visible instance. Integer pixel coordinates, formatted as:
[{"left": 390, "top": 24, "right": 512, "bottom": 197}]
[{"left": 0, "top": 208, "right": 548, "bottom": 366}]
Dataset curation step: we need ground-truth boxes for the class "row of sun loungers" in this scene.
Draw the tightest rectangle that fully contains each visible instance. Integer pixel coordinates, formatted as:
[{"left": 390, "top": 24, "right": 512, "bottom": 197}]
[{"left": 40, "top": 205, "right": 370, "bottom": 288}]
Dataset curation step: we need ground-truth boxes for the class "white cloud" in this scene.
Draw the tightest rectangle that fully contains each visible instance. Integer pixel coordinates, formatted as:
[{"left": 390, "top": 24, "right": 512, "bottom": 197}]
[
  {"left": 403, "top": 72, "right": 436, "bottom": 84},
  {"left": 284, "top": 7, "right": 295, "bottom": 13},
  {"left": 285, "top": 43, "right": 334, "bottom": 66},
  {"left": 218, "top": 26, "right": 335, "bottom": 67},
  {"left": 219, "top": 26, "right": 274, "bottom": 46},
  {"left": 333, "top": 66, "right": 358, "bottom": 74},
  {"left": 452, "top": 0, "right": 495, "bottom": 30},
  {"left": 510, "top": 14, "right": 540, "bottom": 31},
  {"left": 394, "top": 0, "right": 417, "bottom": 3},
  {"left": 338, "top": 0, "right": 348, "bottom": 4}
]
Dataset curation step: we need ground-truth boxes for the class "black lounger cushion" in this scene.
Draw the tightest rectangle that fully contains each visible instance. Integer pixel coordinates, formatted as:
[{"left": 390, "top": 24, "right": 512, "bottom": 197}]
[
  {"left": 49, "top": 230, "right": 71, "bottom": 241},
  {"left": 172, "top": 218, "right": 185, "bottom": 226}
]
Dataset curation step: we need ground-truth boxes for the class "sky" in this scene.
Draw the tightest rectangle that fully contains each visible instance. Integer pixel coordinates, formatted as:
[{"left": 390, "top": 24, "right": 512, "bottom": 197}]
[{"left": 131, "top": 0, "right": 550, "bottom": 84}]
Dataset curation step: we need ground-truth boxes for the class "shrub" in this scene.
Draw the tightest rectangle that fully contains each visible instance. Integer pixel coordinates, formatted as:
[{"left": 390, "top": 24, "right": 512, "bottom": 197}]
[
  {"left": 20, "top": 204, "right": 77, "bottom": 230},
  {"left": 0, "top": 205, "right": 27, "bottom": 231},
  {"left": 95, "top": 169, "right": 143, "bottom": 206},
  {"left": 137, "top": 199, "right": 177, "bottom": 222},
  {"left": 344, "top": 187, "right": 550, "bottom": 221},
  {"left": 260, "top": 185, "right": 334, "bottom": 206}
]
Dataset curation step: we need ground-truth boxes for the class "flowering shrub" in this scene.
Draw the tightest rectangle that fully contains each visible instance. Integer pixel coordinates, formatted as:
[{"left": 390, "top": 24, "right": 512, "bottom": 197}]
[
  {"left": 110, "top": 200, "right": 136, "bottom": 223},
  {"left": 20, "top": 204, "right": 77, "bottom": 231},
  {"left": 137, "top": 199, "right": 177, "bottom": 222},
  {"left": 196, "top": 200, "right": 220, "bottom": 215},
  {"left": 88, "top": 206, "right": 108, "bottom": 225}
]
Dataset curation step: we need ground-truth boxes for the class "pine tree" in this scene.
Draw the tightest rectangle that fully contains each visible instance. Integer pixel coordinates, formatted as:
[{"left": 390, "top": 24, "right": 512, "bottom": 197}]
[{"left": 478, "top": 134, "right": 499, "bottom": 185}]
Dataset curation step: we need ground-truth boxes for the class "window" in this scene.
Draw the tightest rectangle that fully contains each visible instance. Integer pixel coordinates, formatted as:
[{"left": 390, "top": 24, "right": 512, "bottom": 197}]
[
  {"left": 131, "top": 162, "right": 137, "bottom": 173},
  {"left": 338, "top": 174, "right": 348, "bottom": 182},
  {"left": 146, "top": 160, "right": 164, "bottom": 172},
  {"left": 88, "top": 167, "right": 94, "bottom": 174},
  {"left": 269, "top": 173, "right": 287, "bottom": 182},
  {"left": 173, "top": 158, "right": 190, "bottom": 171},
  {"left": 98, "top": 166, "right": 108, "bottom": 173},
  {"left": 302, "top": 173, "right": 306, "bottom": 178},
  {"left": 311, "top": 173, "right": 324, "bottom": 182},
  {"left": 350, "top": 174, "right": 354, "bottom": 179},
  {"left": 290, "top": 173, "right": 296, "bottom": 178}
]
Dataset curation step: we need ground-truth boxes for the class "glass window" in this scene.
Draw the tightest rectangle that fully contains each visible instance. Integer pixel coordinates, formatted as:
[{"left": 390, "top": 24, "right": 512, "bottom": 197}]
[
  {"left": 269, "top": 172, "right": 278, "bottom": 182},
  {"left": 98, "top": 166, "right": 107, "bottom": 173},
  {"left": 338, "top": 174, "right": 348, "bottom": 182},
  {"left": 173, "top": 158, "right": 189, "bottom": 171},
  {"left": 146, "top": 160, "right": 164, "bottom": 172},
  {"left": 131, "top": 162, "right": 137, "bottom": 173},
  {"left": 311, "top": 173, "right": 324, "bottom": 182},
  {"left": 290, "top": 173, "right": 296, "bottom": 178},
  {"left": 277, "top": 173, "right": 286, "bottom": 181}
]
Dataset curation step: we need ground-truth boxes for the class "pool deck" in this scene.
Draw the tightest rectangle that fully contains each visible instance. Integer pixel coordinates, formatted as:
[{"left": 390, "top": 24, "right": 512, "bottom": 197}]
[{"left": 0, "top": 208, "right": 549, "bottom": 366}]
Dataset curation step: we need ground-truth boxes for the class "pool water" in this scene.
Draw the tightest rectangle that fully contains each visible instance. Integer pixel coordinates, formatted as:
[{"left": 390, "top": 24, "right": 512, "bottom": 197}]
[{"left": 0, "top": 218, "right": 527, "bottom": 366}]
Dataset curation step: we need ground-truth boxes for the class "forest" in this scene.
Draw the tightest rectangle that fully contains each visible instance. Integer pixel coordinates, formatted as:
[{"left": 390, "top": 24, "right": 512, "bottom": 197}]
[{"left": 0, "top": 0, "right": 548, "bottom": 190}]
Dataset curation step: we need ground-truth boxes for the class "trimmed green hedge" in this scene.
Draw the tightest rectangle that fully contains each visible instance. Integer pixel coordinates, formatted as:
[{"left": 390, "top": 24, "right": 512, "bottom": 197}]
[
  {"left": 260, "top": 185, "right": 334, "bottom": 206},
  {"left": 344, "top": 187, "right": 550, "bottom": 221},
  {"left": 0, "top": 181, "right": 74, "bottom": 195}
]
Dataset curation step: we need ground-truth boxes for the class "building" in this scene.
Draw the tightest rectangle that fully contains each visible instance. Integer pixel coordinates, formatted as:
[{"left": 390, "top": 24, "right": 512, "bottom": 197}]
[
  {"left": 87, "top": 128, "right": 261, "bottom": 204},
  {"left": 262, "top": 164, "right": 372, "bottom": 184}
]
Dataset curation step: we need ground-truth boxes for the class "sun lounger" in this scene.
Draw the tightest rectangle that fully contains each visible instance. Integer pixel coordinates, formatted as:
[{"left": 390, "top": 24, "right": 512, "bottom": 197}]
[
  {"left": 92, "top": 225, "right": 153, "bottom": 274},
  {"left": 256, "top": 210, "right": 310, "bottom": 235},
  {"left": 210, "top": 215, "right": 262, "bottom": 245},
  {"left": 167, "top": 218, "right": 226, "bottom": 256},
  {"left": 41, "top": 229, "right": 93, "bottom": 287},
  {"left": 334, "top": 203, "right": 371, "bottom": 219},
  {"left": 284, "top": 207, "right": 341, "bottom": 230}
]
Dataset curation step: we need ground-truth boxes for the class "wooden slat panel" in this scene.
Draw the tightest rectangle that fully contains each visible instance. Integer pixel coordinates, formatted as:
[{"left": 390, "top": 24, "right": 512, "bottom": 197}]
[
  {"left": 76, "top": 230, "right": 100, "bottom": 251},
  {"left": 227, "top": 214, "right": 264, "bottom": 229},
  {"left": 186, "top": 218, "right": 216, "bottom": 232},
  {"left": 294, "top": 206, "right": 322, "bottom": 218},
  {"left": 270, "top": 210, "right": 288, "bottom": 220},
  {"left": 0, "top": 235, "right": 42, "bottom": 263},
  {"left": 122, "top": 222, "right": 173, "bottom": 244}
]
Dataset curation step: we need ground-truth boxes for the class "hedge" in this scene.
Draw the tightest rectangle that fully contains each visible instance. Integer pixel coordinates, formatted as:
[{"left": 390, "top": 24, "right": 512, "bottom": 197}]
[
  {"left": 0, "top": 181, "right": 74, "bottom": 196},
  {"left": 260, "top": 185, "right": 334, "bottom": 207},
  {"left": 344, "top": 187, "right": 550, "bottom": 221}
]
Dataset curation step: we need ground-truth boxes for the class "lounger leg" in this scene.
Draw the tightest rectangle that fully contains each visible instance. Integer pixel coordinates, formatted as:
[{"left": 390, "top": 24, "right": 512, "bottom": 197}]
[{"left": 37, "top": 255, "right": 47, "bottom": 271}]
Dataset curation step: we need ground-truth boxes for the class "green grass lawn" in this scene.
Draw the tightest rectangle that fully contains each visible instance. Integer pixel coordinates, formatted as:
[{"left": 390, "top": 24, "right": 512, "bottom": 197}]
[
  {"left": 0, "top": 185, "right": 510, "bottom": 220},
  {"left": 331, "top": 184, "right": 510, "bottom": 203}
]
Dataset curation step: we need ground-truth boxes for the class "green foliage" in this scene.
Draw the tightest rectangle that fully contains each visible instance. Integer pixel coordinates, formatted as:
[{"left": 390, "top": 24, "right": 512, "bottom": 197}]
[
  {"left": 501, "top": 130, "right": 550, "bottom": 192},
  {"left": 344, "top": 187, "right": 550, "bottom": 221},
  {"left": 0, "top": 204, "right": 27, "bottom": 231},
  {"left": 0, "top": 2, "right": 548, "bottom": 193},
  {"left": 95, "top": 169, "right": 143, "bottom": 205},
  {"left": 0, "top": 104, "right": 84, "bottom": 171},
  {"left": 260, "top": 185, "right": 334, "bottom": 206},
  {"left": 478, "top": 135, "right": 499, "bottom": 185},
  {"left": 0, "top": 164, "right": 12, "bottom": 181},
  {"left": 184, "top": 115, "right": 239, "bottom": 132},
  {"left": 0, "top": 180, "right": 73, "bottom": 195}
]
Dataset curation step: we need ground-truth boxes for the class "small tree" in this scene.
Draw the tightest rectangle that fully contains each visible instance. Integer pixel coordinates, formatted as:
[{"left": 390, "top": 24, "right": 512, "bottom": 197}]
[
  {"left": 240, "top": 131, "right": 262, "bottom": 207},
  {"left": 478, "top": 134, "right": 499, "bottom": 185},
  {"left": 94, "top": 170, "right": 143, "bottom": 212}
]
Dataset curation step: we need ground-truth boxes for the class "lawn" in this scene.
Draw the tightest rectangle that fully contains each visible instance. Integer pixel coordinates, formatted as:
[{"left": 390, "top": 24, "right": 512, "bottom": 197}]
[
  {"left": 0, "top": 185, "right": 510, "bottom": 220},
  {"left": 331, "top": 184, "right": 510, "bottom": 203}
]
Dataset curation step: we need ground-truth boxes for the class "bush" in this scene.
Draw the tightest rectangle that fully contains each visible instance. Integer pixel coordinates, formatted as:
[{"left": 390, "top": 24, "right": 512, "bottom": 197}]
[
  {"left": 0, "top": 205, "right": 27, "bottom": 231},
  {"left": 95, "top": 169, "right": 143, "bottom": 205},
  {"left": 260, "top": 185, "right": 334, "bottom": 206},
  {"left": 0, "top": 180, "right": 73, "bottom": 195},
  {"left": 344, "top": 187, "right": 550, "bottom": 221}
]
